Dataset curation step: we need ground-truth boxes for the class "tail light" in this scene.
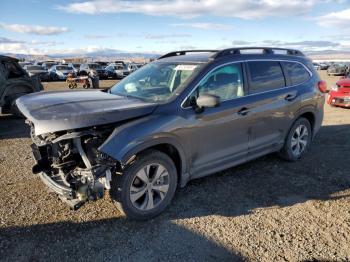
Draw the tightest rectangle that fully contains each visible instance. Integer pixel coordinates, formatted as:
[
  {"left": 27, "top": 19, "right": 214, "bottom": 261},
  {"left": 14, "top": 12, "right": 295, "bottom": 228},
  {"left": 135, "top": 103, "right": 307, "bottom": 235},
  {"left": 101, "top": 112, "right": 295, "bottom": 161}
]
[{"left": 318, "top": 80, "right": 327, "bottom": 93}]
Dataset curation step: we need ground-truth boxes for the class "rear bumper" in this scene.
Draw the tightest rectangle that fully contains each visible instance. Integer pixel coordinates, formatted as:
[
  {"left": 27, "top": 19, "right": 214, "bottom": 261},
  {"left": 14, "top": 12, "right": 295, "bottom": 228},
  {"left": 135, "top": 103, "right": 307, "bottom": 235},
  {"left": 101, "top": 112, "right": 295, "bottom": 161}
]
[{"left": 313, "top": 105, "right": 324, "bottom": 138}]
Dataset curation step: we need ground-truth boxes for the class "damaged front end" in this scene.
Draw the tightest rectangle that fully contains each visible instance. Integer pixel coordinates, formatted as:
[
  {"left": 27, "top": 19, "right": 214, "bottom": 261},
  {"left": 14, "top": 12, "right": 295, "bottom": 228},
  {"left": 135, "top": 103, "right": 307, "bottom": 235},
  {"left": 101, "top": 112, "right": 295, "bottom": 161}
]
[{"left": 29, "top": 122, "right": 119, "bottom": 210}]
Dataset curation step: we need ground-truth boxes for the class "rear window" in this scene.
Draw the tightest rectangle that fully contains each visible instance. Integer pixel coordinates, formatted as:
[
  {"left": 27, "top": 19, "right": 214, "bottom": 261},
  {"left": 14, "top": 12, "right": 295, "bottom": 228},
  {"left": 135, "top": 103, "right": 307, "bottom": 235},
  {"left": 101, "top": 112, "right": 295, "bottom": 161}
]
[
  {"left": 247, "top": 61, "right": 285, "bottom": 94},
  {"left": 283, "top": 62, "right": 310, "bottom": 85},
  {"left": 89, "top": 64, "right": 102, "bottom": 69},
  {"left": 56, "top": 66, "right": 72, "bottom": 70},
  {"left": 27, "top": 66, "right": 43, "bottom": 70}
]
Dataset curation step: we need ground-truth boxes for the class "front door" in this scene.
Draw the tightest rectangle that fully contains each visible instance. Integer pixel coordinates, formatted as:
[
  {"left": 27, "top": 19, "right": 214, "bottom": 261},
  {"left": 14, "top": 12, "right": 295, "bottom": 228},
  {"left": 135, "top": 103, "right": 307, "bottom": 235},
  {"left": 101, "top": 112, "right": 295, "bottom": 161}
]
[{"left": 181, "top": 62, "right": 252, "bottom": 178}]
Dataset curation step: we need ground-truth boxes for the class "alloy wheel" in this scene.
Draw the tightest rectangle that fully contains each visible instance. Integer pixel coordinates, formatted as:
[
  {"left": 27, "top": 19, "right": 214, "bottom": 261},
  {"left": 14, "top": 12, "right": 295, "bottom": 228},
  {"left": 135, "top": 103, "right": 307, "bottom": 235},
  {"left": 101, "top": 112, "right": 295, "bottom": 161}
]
[
  {"left": 129, "top": 163, "right": 170, "bottom": 211},
  {"left": 291, "top": 124, "right": 309, "bottom": 157}
]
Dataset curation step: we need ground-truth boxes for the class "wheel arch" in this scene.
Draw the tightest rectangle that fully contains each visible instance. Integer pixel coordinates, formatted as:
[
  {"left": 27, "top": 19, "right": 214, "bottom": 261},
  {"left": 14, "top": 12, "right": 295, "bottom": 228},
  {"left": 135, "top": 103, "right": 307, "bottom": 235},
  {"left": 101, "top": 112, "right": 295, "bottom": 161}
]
[
  {"left": 133, "top": 142, "right": 185, "bottom": 186},
  {"left": 1, "top": 83, "right": 34, "bottom": 106},
  {"left": 298, "top": 112, "right": 315, "bottom": 133},
  {"left": 294, "top": 106, "right": 317, "bottom": 135},
  {"left": 100, "top": 134, "right": 190, "bottom": 187}
]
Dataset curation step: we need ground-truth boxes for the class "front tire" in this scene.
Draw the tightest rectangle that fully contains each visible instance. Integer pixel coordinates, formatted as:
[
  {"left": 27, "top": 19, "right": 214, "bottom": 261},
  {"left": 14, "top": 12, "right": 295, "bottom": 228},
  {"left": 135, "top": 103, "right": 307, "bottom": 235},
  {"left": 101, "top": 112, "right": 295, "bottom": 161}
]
[
  {"left": 279, "top": 117, "right": 312, "bottom": 161},
  {"left": 110, "top": 150, "right": 178, "bottom": 220}
]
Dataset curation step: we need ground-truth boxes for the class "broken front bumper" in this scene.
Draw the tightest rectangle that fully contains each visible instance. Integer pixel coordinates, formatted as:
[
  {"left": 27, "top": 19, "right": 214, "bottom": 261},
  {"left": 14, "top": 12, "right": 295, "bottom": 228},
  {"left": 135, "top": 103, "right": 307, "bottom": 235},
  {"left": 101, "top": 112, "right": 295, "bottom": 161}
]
[
  {"left": 38, "top": 172, "right": 84, "bottom": 210},
  {"left": 38, "top": 172, "right": 73, "bottom": 198}
]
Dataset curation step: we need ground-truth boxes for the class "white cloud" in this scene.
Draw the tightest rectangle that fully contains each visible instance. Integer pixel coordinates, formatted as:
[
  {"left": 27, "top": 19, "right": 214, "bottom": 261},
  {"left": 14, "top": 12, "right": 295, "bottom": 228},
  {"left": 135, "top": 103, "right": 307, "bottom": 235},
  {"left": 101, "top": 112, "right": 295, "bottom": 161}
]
[
  {"left": 84, "top": 34, "right": 112, "bottom": 39},
  {"left": 0, "top": 39, "right": 64, "bottom": 54},
  {"left": 57, "top": 0, "right": 318, "bottom": 19},
  {"left": 144, "top": 33, "right": 192, "bottom": 39},
  {"left": 0, "top": 22, "right": 69, "bottom": 35},
  {"left": 0, "top": 37, "right": 24, "bottom": 44},
  {"left": 316, "top": 8, "right": 350, "bottom": 28},
  {"left": 170, "top": 23, "right": 233, "bottom": 30},
  {"left": 221, "top": 39, "right": 342, "bottom": 52}
]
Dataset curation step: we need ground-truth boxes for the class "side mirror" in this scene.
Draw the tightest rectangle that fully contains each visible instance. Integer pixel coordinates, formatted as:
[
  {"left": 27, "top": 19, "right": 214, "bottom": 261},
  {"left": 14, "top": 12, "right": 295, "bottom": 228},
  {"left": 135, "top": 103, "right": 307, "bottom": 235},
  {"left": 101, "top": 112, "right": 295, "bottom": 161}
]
[{"left": 196, "top": 94, "right": 220, "bottom": 109}]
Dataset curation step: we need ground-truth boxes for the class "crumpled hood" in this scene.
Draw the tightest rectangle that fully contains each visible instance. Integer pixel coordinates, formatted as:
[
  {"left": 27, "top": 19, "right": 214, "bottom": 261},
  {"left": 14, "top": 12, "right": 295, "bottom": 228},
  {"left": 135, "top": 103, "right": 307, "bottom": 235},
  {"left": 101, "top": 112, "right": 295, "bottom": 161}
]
[{"left": 16, "top": 90, "right": 157, "bottom": 135}]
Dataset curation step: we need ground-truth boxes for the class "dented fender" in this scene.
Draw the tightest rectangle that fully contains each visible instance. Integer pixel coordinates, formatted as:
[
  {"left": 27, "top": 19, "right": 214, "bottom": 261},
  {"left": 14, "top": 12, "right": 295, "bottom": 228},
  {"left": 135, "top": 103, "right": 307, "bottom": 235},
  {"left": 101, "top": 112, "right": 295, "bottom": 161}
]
[{"left": 98, "top": 114, "right": 189, "bottom": 182}]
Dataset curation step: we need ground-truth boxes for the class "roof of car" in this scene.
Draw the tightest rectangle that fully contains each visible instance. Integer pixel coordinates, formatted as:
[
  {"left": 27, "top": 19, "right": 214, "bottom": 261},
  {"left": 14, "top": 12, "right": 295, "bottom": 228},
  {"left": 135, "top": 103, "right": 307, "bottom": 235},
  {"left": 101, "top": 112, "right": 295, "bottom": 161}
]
[
  {"left": 0, "top": 55, "right": 19, "bottom": 62},
  {"left": 156, "top": 47, "right": 307, "bottom": 64},
  {"left": 156, "top": 53, "right": 213, "bottom": 63}
]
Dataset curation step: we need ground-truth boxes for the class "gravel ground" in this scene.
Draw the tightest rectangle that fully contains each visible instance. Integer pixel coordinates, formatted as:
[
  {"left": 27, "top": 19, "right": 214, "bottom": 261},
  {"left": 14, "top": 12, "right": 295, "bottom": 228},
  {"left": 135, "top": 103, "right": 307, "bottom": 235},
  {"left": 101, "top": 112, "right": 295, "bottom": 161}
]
[{"left": 0, "top": 71, "right": 349, "bottom": 261}]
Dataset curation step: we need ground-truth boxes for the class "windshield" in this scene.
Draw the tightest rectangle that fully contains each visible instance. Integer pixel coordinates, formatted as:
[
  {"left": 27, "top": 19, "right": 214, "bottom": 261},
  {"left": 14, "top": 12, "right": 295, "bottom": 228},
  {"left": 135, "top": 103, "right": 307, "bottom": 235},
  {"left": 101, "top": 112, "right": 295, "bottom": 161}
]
[
  {"left": 45, "top": 63, "right": 56, "bottom": 68},
  {"left": 113, "top": 65, "right": 124, "bottom": 70},
  {"left": 89, "top": 64, "right": 102, "bottom": 69},
  {"left": 110, "top": 62, "right": 201, "bottom": 103},
  {"left": 56, "top": 66, "right": 73, "bottom": 70},
  {"left": 27, "top": 66, "right": 43, "bottom": 70}
]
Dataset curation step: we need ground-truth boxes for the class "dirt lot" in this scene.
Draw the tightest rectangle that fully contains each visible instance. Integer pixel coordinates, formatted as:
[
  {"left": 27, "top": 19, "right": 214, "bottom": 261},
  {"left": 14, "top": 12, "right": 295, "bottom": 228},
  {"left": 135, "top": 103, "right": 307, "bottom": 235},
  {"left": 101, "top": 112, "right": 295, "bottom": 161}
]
[{"left": 0, "top": 71, "right": 349, "bottom": 262}]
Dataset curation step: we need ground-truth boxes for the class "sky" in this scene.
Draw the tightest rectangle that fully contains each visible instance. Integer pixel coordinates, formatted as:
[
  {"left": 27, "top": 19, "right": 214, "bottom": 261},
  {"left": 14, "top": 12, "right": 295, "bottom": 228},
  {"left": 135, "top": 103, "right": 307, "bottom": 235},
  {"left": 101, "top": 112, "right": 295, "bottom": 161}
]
[{"left": 0, "top": 0, "right": 350, "bottom": 56}]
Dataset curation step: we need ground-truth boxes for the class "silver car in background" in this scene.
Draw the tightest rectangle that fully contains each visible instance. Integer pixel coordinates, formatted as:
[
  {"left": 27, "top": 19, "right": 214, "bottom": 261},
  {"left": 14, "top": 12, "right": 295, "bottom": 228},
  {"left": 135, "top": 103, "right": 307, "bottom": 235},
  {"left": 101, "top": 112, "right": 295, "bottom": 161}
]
[
  {"left": 327, "top": 63, "right": 349, "bottom": 76},
  {"left": 23, "top": 65, "right": 50, "bottom": 81},
  {"left": 48, "top": 65, "right": 75, "bottom": 80}
]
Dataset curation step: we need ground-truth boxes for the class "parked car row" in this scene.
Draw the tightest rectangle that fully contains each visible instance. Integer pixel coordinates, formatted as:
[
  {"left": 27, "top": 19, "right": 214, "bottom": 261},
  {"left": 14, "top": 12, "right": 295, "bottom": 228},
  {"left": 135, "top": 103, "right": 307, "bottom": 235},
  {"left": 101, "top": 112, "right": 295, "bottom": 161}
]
[
  {"left": 327, "top": 63, "right": 349, "bottom": 76},
  {"left": 17, "top": 60, "right": 146, "bottom": 81},
  {"left": 313, "top": 62, "right": 330, "bottom": 70}
]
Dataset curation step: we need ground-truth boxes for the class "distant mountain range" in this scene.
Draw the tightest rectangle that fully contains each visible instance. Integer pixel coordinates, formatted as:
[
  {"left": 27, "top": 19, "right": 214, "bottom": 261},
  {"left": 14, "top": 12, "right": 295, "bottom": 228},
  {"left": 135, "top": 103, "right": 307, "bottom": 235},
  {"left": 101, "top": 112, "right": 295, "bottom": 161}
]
[
  {"left": 1, "top": 50, "right": 161, "bottom": 62},
  {"left": 3, "top": 49, "right": 350, "bottom": 62},
  {"left": 305, "top": 50, "right": 350, "bottom": 60}
]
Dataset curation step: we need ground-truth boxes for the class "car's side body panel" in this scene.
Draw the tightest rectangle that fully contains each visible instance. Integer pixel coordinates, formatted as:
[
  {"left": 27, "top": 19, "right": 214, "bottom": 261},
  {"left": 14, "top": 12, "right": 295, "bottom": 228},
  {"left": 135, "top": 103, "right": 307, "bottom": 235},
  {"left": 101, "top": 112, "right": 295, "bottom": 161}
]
[
  {"left": 17, "top": 49, "right": 326, "bottom": 215},
  {"left": 99, "top": 54, "right": 325, "bottom": 186}
]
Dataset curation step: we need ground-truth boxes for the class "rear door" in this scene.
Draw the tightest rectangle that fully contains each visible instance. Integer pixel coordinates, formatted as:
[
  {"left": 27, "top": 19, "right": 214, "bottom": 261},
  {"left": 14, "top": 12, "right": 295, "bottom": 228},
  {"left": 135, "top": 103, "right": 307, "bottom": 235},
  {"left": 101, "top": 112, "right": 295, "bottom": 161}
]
[{"left": 245, "top": 60, "right": 299, "bottom": 156}]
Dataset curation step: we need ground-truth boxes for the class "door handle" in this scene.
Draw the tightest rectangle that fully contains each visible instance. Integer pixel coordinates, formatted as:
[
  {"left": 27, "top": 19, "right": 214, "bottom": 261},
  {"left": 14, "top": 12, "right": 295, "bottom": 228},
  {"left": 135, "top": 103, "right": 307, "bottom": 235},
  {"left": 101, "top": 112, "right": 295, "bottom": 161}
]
[
  {"left": 237, "top": 107, "right": 250, "bottom": 116},
  {"left": 285, "top": 93, "right": 297, "bottom": 102}
]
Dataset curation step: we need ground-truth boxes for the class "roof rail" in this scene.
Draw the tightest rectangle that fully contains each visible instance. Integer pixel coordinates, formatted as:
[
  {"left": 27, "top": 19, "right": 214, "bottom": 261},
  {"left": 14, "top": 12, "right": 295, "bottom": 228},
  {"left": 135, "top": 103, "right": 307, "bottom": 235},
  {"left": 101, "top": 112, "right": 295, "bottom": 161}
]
[
  {"left": 158, "top": 50, "right": 218, "bottom": 60},
  {"left": 212, "top": 47, "right": 304, "bottom": 59}
]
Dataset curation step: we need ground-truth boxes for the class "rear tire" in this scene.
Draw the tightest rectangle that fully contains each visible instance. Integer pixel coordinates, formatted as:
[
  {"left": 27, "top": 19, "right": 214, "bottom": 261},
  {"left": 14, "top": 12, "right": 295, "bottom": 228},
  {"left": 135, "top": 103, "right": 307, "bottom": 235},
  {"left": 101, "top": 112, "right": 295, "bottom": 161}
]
[
  {"left": 110, "top": 150, "right": 178, "bottom": 220},
  {"left": 279, "top": 117, "right": 312, "bottom": 161}
]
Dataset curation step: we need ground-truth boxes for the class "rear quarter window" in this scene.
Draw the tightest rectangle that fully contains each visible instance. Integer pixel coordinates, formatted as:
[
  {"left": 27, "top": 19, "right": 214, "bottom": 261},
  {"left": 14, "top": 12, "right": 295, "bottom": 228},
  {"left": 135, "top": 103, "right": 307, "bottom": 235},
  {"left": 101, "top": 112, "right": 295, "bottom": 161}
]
[
  {"left": 283, "top": 62, "right": 311, "bottom": 85},
  {"left": 247, "top": 61, "right": 286, "bottom": 94}
]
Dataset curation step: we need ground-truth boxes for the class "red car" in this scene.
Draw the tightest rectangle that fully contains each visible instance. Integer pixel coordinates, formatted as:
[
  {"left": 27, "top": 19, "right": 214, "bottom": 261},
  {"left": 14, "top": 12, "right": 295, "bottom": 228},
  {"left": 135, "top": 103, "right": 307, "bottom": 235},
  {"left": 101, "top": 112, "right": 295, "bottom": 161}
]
[{"left": 327, "top": 77, "right": 350, "bottom": 107}]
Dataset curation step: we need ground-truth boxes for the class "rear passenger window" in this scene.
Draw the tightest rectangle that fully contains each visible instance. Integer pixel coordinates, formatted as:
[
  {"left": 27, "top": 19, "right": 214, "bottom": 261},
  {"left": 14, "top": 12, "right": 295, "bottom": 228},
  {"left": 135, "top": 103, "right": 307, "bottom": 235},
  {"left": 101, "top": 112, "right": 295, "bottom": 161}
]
[
  {"left": 247, "top": 61, "right": 285, "bottom": 94},
  {"left": 283, "top": 62, "right": 310, "bottom": 85}
]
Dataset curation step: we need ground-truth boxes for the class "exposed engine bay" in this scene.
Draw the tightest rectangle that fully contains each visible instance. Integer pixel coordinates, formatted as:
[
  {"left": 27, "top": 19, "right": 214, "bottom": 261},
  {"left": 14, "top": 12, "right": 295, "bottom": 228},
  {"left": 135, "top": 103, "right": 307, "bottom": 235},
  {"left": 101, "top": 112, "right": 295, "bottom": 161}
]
[{"left": 29, "top": 122, "right": 119, "bottom": 210}]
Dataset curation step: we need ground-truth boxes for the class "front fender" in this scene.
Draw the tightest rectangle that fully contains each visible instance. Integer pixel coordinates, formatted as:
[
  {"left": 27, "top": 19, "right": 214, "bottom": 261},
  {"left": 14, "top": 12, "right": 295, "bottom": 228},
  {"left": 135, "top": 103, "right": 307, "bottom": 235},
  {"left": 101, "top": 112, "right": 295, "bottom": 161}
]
[{"left": 98, "top": 115, "right": 188, "bottom": 175}]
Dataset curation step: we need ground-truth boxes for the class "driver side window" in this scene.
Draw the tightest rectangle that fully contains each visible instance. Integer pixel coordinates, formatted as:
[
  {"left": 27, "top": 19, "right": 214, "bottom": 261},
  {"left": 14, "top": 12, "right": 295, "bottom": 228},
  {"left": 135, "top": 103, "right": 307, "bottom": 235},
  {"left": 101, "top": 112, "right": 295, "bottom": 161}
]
[
  {"left": 197, "top": 63, "right": 244, "bottom": 101},
  {"left": 184, "top": 63, "right": 245, "bottom": 108}
]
